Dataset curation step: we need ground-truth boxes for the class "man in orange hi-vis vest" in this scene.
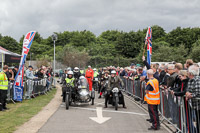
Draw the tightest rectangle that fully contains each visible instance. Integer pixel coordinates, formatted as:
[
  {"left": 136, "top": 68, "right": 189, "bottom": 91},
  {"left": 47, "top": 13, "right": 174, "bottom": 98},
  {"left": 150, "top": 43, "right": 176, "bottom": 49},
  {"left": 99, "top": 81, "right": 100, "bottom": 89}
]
[
  {"left": 144, "top": 69, "right": 160, "bottom": 130},
  {"left": 85, "top": 66, "right": 94, "bottom": 91}
]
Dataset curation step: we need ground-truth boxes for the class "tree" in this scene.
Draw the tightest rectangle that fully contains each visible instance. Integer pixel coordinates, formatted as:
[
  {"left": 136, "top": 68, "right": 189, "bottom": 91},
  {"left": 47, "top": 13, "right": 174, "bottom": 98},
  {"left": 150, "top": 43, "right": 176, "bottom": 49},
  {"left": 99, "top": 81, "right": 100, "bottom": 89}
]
[
  {"left": 165, "top": 27, "right": 200, "bottom": 51},
  {"left": 0, "top": 36, "right": 21, "bottom": 54},
  {"left": 152, "top": 44, "right": 188, "bottom": 63},
  {"left": 151, "top": 25, "right": 166, "bottom": 41},
  {"left": 57, "top": 46, "right": 90, "bottom": 68},
  {"left": 189, "top": 40, "right": 200, "bottom": 62},
  {"left": 115, "top": 31, "right": 142, "bottom": 58},
  {"left": 98, "top": 30, "right": 122, "bottom": 44}
]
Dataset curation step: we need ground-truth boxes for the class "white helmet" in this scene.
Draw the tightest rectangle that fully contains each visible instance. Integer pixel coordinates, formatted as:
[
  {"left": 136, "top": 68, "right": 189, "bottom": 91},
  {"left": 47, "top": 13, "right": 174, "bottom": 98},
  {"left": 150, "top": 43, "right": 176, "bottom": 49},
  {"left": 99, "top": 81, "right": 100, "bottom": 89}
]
[
  {"left": 111, "top": 70, "right": 116, "bottom": 74},
  {"left": 79, "top": 76, "right": 85, "bottom": 79},
  {"left": 67, "top": 71, "right": 73, "bottom": 75},
  {"left": 67, "top": 67, "right": 71, "bottom": 71},
  {"left": 74, "top": 67, "right": 79, "bottom": 70},
  {"left": 74, "top": 67, "right": 79, "bottom": 72},
  {"left": 93, "top": 68, "right": 96, "bottom": 71}
]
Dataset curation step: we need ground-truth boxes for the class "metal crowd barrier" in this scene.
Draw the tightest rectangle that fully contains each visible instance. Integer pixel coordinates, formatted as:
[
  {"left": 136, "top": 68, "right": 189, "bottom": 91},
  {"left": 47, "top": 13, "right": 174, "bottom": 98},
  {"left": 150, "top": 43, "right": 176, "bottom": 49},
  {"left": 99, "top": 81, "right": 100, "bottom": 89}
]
[
  {"left": 121, "top": 77, "right": 200, "bottom": 133},
  {"left": 7, "top": 77, "right": 54, "bottom": 102}
]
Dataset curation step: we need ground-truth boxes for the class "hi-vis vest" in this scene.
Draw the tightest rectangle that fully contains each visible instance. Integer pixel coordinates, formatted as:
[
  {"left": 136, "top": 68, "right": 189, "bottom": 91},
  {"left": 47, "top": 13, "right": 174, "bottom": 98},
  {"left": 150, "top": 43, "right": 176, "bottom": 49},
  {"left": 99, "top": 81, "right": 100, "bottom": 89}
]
[
  {"left": 144, "top": 78, "right": 160, "bottom": 105},
  {"left": 0, "top": 71, "right": 8, "bottom": 90},
  {"left": 80, "top": 70, "right": 84, "bottom": 74},
  {"left": 65, "top": 78, "right": 75, "bottom": 87},
  {"left": 94, "top": 72, "right": 98, "bottom": 78}
]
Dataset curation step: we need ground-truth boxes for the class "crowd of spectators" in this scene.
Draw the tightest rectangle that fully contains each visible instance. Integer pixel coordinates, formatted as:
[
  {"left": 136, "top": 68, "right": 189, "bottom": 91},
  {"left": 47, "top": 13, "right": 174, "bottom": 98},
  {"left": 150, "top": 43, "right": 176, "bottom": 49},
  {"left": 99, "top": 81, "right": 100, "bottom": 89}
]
[
  {"left": 97, "top": 57, "right": 200, "bottom": 132},
  {"left": 4, "top": 65, "right": 53, "bottom": 82}
]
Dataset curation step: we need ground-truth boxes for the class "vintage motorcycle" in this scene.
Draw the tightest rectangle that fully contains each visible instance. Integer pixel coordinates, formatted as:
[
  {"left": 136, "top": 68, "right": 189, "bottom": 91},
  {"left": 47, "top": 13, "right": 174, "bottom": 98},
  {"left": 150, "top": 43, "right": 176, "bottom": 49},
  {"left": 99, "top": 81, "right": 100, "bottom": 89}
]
[
  {"left": 106, "top": 87, "right": 125, "bottom": 110},
  {"left": 65, "top": 76, "right": 95, "bottom": 110}
]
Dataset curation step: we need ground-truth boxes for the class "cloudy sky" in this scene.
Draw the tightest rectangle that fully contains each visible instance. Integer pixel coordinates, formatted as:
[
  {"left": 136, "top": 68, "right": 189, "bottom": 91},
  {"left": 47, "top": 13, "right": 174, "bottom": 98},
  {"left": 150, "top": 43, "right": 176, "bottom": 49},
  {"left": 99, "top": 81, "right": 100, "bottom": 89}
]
[{"left": 0, "top": 0, "right": 200, "bottom": 41}]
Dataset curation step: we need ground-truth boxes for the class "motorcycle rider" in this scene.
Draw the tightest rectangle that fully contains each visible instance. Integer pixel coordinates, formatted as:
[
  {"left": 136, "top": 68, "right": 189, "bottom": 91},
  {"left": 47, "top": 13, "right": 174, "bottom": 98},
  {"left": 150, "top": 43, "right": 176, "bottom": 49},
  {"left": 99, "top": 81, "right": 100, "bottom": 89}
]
[
  {"left": 62, "top": 71, "right": 75, "bottom": 102},
  {"left": 80, "top": 68, "right": 85, "bottom": 76},
  {"left": 98, "top": 71, "right": 110, "bottom": 98},
  {"left": 73, "top": 67, "right": 81, "bottom": 82},
  {"left": 93, "top": 68, "right": 99, "bottom": 91},
  {"left": 93, "top": 68, "right": 98, "bottom": 78},
  {"left": 105, "top": 70, "right": 126, "bottom": 108},
  {"left": 60, "top": 68, "right": 69, "bottom": 84}
]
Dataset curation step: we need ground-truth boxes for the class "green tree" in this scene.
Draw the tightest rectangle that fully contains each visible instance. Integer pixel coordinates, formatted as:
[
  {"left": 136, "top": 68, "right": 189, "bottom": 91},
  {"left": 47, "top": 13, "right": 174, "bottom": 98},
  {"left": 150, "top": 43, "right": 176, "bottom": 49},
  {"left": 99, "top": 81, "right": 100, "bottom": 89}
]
[
  {"left": 0, "top": 36, "right": 21, "bottom": 54},
  {"left": 189, "top": 39, "right": 200, "bottom": 62},
  {"left": 152, "top": 44, "right": 188, "bottom": 63}
]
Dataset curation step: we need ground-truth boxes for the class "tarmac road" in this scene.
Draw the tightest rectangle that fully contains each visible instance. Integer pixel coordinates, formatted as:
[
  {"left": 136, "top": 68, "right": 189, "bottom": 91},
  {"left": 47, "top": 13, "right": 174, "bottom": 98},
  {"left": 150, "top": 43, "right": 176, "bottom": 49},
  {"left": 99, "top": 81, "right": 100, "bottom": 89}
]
[{"left": 38, "top": 91, "right": 170, "bottom": 133}]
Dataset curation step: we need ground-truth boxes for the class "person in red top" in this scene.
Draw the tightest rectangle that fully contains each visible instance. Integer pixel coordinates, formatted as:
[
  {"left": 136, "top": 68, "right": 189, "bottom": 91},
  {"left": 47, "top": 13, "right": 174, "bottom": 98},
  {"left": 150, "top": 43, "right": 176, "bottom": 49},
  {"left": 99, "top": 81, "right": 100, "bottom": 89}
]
[{"left": 85, "top": 66, "right": 94, "bottom": 91}]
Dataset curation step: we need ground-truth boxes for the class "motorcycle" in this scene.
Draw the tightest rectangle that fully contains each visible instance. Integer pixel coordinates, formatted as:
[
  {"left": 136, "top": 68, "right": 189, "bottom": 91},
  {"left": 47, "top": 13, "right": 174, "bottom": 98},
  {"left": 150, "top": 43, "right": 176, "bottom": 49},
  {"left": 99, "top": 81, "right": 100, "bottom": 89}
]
[
  {"left": 77, "top": 77, "right": 95, "bottom": 105},
  {"left": 65, "top": 77, "right": 95, "bottom": 110},
  {"left": 106, "top": 87, "right": 124, "bottom": 110},
  {"left": 64, "top": 83, "right": 73, "bottom": 110}
]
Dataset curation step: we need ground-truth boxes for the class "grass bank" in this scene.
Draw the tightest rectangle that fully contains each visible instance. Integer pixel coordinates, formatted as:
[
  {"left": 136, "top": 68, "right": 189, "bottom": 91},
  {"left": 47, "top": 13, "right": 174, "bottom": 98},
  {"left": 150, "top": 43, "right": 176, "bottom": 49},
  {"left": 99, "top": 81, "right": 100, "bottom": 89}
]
[{"left": 0, "top": 88, "right": 57, "bottom": 133}]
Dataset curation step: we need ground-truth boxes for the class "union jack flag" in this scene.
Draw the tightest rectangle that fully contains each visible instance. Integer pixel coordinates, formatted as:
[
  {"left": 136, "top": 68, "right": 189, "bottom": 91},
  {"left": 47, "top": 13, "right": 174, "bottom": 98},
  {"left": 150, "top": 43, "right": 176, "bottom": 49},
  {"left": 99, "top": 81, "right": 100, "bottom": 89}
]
[
  {"left": 13, "top": 31, "right": 36, "bottom": 101},
  {"left": 145, "top": 27, "right": 152, "bottom": 65}
]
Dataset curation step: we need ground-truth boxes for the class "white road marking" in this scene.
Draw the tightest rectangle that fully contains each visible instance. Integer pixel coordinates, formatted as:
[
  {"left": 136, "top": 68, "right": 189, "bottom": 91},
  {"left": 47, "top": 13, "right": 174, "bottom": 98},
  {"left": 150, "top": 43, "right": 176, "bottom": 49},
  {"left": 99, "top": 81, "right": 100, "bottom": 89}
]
[
  {"left": 89, "top": 107, "right": 111, "bottom": 124},
  {"left": 71, "top": 106, "right": 148, "bottom": 116},
  {"left": 94, "top": 102, "right": 104, "bottom": 105}
]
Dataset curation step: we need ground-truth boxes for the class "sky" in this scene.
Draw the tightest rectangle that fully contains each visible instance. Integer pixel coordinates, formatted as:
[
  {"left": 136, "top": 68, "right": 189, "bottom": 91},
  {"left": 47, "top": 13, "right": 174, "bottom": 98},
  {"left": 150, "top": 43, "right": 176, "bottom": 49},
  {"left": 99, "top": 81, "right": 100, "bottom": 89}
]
[{"left": 0, "top": 0, "right": 200, "bottom": 41}]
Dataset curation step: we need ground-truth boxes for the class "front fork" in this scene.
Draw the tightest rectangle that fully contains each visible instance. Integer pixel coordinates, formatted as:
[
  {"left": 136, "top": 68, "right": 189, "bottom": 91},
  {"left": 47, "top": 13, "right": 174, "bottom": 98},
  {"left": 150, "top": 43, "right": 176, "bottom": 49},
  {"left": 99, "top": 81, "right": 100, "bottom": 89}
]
[{"left": 113, "top": 92, "right": 119, "bottom": 103}]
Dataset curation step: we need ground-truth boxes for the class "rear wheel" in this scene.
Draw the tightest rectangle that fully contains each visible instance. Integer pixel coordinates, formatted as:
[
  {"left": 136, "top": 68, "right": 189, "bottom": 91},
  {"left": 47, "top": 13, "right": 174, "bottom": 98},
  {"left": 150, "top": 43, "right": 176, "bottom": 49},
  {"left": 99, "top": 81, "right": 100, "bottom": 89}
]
[{"left": 65, "top": 94, "right": 69, "bottom": 110}]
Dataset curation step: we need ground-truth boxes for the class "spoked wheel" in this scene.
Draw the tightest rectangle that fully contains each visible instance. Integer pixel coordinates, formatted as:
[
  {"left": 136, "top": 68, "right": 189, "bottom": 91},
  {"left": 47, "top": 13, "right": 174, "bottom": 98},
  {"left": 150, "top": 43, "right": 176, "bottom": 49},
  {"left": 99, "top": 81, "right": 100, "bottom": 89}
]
[{"left": 65, "top": 94, "right": 69, "bottom": 110}]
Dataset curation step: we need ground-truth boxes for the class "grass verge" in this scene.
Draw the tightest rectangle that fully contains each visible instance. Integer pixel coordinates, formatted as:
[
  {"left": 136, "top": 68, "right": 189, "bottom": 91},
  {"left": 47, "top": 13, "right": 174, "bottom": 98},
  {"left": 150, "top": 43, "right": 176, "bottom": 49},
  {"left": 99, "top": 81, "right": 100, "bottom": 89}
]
[{"left": 0, "top": 88, "right": 57, "bottom": 133}]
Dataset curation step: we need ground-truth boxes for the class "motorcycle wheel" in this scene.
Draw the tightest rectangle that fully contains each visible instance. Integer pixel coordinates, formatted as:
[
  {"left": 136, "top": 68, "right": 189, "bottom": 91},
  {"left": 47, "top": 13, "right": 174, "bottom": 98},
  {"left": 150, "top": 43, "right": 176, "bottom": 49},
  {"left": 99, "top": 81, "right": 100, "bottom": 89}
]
[
  {"left": 65, "top": 94, "right": 69, "bottom": 110},
  {"left": 115, "top": 97, "right": 118, "bottom": 111},
  {"left": 91, "top": 98, "right": 94, "bottom": 105}
]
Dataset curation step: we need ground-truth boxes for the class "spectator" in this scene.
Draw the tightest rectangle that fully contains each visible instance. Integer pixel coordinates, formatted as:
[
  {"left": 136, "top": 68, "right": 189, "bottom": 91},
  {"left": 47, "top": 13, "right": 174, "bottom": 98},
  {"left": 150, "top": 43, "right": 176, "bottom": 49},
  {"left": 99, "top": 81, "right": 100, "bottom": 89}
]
[
  {"left": 12, "top": 66, "right": 18, "bottom": 78},
  {"left": 185, "top": 59, "right": 193, "bottom": 69},
  {"left": 26, "top": 66, "right": 37, "bottom": 80},
  {"left": 116, "top": 67, "right": 120, "bottom": 76},
  {"left": 119, "top": 67, "right": 124, "bottom": 76},
  {"left": 159, "top": 64, "right": 166, "bottom": 82},
  {"left": 166, "top": 64, "right": 178, "bottom": 124},
  {"left": 171, "top": 70, "right": 189, "bottom": 96},
  {"left": 6, "top": 68, "right": 14, "bottom": 81},
  {"left": 137, "top": 67, "right": 147, "bottom": 81},
  {"left": 120, "top": 67, "right": 128, "bottom": 77},
  {"left": 36, "top": 69, "right": 44, "bottom": 79},
  {"left": 130, "top": 63, "right": 135, "bottom": 69},
  {"left": 160, "top": 65, "right": 170, "bottom": 91},
  {"left": 174, "top": 63, "right": 183, "bottom": 88},
  {"left": 129, "top": 69, "right": 137, "bottom": 80},
  {"left": 167, "top": 64, "right": 178, "bottom": 89},
  {"left": 186, "top": 65, "right": 200, "bottom": 132}
]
